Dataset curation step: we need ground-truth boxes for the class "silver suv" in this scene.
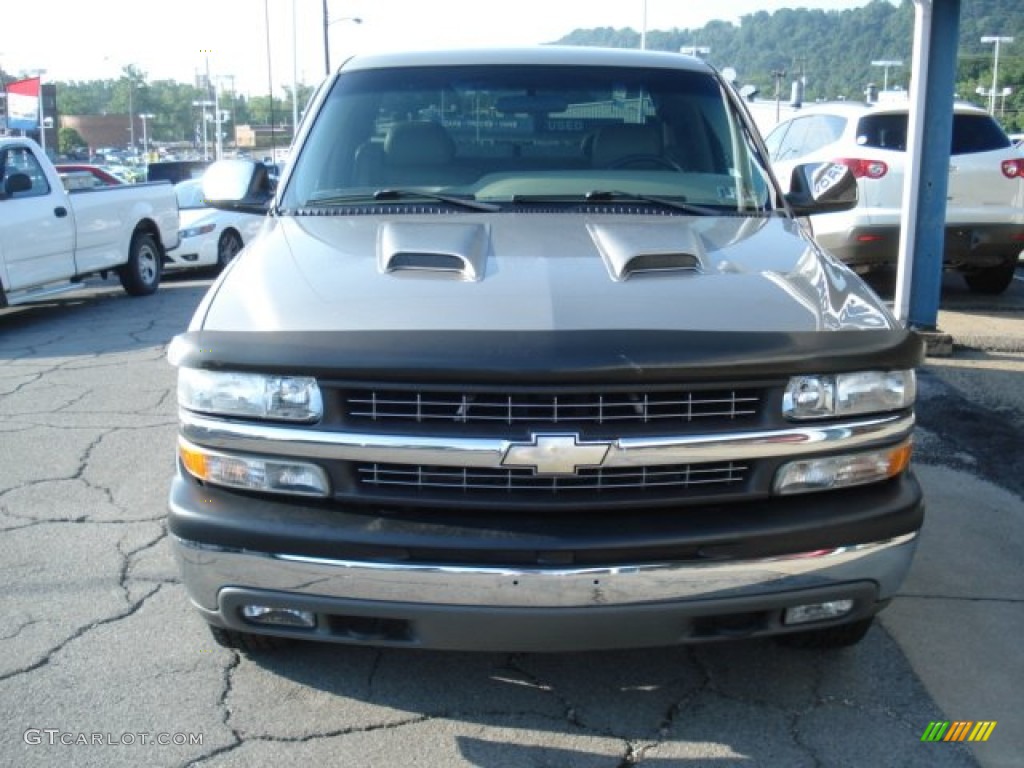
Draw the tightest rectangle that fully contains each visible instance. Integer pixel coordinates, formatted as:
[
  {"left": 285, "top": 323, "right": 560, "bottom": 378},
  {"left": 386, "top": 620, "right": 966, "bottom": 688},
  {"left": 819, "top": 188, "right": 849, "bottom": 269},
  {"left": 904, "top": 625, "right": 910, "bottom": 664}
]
[{"left": 764, "top": 101, "right": 1024, "bottom": 294}]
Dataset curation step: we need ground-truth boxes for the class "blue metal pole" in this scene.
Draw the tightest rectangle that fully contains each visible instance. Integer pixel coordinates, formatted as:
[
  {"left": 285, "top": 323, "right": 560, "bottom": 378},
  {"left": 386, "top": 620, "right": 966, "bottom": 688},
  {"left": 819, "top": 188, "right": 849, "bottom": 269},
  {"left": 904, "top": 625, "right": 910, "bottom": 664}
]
[{"left": 906, "top": 0, "right": 961, "bottom": 330}]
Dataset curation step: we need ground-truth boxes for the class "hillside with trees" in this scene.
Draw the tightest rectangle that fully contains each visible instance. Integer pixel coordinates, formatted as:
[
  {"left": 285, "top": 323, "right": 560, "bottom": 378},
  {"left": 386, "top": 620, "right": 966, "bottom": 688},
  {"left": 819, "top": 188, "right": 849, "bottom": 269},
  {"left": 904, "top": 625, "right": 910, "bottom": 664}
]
[
  {"left": 555, "top": 0, "right": 1024, "bottom": 131},
  {"left": 2, "top": 0, "right": 1021, "bottom": 156}
]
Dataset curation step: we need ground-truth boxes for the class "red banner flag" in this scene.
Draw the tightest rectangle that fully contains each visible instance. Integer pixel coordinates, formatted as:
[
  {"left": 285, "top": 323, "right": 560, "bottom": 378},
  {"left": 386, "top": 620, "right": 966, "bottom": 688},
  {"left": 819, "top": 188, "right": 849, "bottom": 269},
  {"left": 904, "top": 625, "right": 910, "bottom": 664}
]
[{"left": 6, "top": 77, "right": 42, "bottom": 131}]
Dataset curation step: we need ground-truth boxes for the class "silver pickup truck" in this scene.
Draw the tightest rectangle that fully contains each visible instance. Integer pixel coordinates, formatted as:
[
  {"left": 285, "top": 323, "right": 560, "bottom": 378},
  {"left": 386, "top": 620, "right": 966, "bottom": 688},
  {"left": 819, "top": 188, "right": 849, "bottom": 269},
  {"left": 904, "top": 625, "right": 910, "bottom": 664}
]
[{"left": 168, "top": 47, "right": 924, "bottom": 653}]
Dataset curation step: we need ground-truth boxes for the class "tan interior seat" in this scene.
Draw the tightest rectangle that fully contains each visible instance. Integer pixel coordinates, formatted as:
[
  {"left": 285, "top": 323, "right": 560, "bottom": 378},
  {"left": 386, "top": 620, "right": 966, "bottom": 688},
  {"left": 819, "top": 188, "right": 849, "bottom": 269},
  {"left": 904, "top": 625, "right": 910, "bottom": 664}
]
[{"left": 590, "top": 123, "right": 664, "bottom": 168}]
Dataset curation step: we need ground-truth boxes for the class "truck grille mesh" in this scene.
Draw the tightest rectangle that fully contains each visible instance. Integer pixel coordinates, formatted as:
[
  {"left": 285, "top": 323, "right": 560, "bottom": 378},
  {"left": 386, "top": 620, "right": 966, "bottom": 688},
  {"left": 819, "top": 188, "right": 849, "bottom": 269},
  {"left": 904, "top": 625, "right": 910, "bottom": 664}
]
[
  {"left": 356, "top": 461, "right": 748, "bottom": 493},
  {"left": 344, "top": 388, "right": 760, "bottom": 426}
]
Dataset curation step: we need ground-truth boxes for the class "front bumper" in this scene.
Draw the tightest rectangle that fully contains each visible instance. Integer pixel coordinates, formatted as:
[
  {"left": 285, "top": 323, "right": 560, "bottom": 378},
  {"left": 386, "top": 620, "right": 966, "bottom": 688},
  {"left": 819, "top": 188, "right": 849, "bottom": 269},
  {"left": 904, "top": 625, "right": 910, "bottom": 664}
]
[
  {"left": 169, "top": 470, "right": 923, "bottom": 651},
  {"left": 163, "top": 237, "right": 214, "bottom": 269}
]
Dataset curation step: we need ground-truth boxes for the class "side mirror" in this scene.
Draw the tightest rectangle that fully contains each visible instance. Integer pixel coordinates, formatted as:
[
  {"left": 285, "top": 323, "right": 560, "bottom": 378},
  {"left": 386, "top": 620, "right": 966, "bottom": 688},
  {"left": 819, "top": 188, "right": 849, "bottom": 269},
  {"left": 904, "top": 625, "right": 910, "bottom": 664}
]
[
  {"left": 201, "top": 159, "right": 274, "bottom": 214},
  {"left": 784, "top": 162, "right": 858, "bottom": 217},
  {"left": 2, "top": 172, "right": 33, "bottom": 198}
]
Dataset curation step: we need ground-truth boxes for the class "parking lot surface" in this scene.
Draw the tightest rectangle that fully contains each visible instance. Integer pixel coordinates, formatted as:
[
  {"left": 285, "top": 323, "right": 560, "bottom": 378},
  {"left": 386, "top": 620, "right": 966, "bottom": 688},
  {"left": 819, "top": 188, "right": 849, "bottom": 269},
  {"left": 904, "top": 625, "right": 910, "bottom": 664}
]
[{"left": 1, "top": 270, "right": 1021, "bottom": 767}]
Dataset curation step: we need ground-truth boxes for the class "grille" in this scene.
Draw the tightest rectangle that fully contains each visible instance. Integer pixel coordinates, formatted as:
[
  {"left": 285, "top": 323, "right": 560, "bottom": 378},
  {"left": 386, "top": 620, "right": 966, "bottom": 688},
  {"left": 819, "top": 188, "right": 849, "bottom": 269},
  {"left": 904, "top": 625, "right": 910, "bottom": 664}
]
[
  {"left": 356, "top": 461, "right": 748, "bottom": 493},
  {"left": 344, "top": 389, "right": 760, "bottom": 426}
]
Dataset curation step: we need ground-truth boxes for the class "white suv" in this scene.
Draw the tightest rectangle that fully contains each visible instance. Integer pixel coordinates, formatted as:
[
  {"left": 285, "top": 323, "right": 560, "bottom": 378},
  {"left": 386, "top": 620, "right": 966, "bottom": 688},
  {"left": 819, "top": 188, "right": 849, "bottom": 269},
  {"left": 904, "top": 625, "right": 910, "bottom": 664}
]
[{"left": 764, "top": 101, "right": 1024, "bottom": 294}]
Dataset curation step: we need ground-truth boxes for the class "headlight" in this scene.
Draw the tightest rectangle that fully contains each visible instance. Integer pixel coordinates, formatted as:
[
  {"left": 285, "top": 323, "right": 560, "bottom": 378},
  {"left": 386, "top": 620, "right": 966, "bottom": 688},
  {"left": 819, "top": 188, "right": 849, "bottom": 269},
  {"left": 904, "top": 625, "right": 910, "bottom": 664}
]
[
  {"left": 178, "top": 369, "right": 323, "bottom": 422},
  {"left": 180, "top": 223, "right": 216, "bottom": 239},
  {"left": 783, "top": 370, "right": 915, "bottom": 420}
]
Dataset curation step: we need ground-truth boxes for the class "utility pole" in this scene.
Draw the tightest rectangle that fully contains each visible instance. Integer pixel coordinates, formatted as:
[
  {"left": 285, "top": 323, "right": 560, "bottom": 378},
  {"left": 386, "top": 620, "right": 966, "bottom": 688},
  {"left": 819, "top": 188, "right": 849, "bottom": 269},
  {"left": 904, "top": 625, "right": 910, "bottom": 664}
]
[
  {"left": 980, "top": 36, "right": 1013, "bottom": 115},
  {"left": 872, "top": 59, "right": 903, "bottom": 92},
  {"left": 771, "top": 69, "right": 787, "bottom": 123}
]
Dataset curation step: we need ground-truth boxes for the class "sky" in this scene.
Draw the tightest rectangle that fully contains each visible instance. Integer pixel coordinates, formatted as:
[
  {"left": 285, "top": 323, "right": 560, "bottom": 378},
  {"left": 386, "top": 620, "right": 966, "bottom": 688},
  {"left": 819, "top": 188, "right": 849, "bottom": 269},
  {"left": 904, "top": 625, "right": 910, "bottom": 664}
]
[{"left": 2, "top": 0, "right": 875, "bottom": 97}]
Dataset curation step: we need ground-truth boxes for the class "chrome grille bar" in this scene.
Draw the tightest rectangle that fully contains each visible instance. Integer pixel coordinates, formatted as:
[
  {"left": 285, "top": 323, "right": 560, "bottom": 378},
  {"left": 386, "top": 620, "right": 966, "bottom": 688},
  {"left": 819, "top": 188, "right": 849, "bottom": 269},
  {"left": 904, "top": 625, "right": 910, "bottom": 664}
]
[
  {"left": 356, "top": 461, "right": 748, "bottom": 492},
  {"left": 344, "top": 389, "right": 761, "bottom": 425}
]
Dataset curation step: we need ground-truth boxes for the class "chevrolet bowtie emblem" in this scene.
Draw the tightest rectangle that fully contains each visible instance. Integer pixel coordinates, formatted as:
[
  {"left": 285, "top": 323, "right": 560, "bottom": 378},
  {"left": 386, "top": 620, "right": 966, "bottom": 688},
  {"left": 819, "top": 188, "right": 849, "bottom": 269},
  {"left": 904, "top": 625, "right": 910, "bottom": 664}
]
[{"left": 501, "top": 433, "right": 612, "bottom": 476}]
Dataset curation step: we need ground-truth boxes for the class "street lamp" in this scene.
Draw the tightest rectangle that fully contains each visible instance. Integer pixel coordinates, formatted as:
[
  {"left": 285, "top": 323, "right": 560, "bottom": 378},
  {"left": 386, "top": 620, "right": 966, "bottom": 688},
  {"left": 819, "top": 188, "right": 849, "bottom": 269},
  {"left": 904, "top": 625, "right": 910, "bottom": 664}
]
[
  {"left": 981, "top": 36, "right": 1013, "bottom": 115},
  {"left": 871, "top": 59, "right": 903, "bottom": 92},
  {"left": 139, "top": 113, "right": 155, "bottom": 158},
  {"left": 322, "top": 1, "right": 362, "bottom": 76}
]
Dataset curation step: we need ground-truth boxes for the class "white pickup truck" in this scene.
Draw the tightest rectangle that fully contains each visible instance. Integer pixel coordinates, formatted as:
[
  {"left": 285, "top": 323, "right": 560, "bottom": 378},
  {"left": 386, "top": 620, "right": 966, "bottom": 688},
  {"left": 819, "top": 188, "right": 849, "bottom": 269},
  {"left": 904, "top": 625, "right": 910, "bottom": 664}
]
[{"left": 0, "top": 137, "right": 179, "bottom": 307}]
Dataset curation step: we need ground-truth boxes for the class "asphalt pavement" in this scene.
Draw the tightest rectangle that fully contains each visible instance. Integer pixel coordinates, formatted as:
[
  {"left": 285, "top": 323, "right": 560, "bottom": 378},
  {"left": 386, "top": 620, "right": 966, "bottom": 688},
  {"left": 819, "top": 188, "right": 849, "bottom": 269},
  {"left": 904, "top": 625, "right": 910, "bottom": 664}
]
[
  {"left": 0, "top": 269, "right": 1021, "bottom": 768},
  {"left": 883, "top": 267, "right": 1024, "bottom": 768}
]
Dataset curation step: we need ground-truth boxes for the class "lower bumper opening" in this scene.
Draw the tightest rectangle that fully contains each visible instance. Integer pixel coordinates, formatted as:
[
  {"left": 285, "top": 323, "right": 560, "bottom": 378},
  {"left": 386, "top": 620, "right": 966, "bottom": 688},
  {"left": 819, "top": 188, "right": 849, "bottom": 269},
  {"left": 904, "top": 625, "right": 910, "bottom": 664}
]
[{"left": 211, "top": 583, "right": 884, "bottom": 652}]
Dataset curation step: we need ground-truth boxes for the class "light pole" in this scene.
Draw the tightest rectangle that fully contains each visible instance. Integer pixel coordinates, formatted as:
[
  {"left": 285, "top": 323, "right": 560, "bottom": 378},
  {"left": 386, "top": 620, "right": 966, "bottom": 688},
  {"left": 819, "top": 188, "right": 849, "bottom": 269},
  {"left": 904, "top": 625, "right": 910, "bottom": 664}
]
[
  {"left": 322, "top": 2, "right": 362, "bottom": 76},
  {"left": 981, "top": 36, "right": 1013, "bottom": 115},
  {"left": 871, "top": 59, "right": 903, "bottom": 92},
  {"left": 1000, "top": 87, "right": 1013, "bottom": 117},
  {"left": 139, "top": 113, "right": 154, "bottom": 158},
  {"left": 27, "top": 69, "right": 47, "bottom": 153},
  {"left": 128, "top": 82, "right": 134, "bottom": 150},
  {"left": 640, "top": 0, "right": 647, "bottom": 50},
  {"left": 191, "top": 100, "right": 214, "bottom": 160},
  {"left": 292, "top": 0, "right": 299, "bottom": 131},
  {"left": 771, "top": 69, "right": 786, "bottom": 123}
]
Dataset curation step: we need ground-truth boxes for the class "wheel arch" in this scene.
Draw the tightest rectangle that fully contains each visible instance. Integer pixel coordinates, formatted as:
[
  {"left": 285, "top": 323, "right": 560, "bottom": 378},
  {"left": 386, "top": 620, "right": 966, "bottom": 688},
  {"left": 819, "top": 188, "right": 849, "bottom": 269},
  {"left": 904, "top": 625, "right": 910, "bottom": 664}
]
[{"left": 131, "top": 217, "right": 168, "bottom": 261}]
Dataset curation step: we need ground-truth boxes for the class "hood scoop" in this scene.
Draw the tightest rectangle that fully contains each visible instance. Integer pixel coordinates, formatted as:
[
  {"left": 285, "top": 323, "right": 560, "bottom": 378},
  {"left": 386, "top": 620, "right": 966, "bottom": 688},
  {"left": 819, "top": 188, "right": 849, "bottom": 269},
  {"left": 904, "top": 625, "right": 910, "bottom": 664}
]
[
  {"left": 588, "top": 222, "right": 706, "bottom": 281},
  {"left": 378, "top": 221, "right": 489, "bottom": 281}
]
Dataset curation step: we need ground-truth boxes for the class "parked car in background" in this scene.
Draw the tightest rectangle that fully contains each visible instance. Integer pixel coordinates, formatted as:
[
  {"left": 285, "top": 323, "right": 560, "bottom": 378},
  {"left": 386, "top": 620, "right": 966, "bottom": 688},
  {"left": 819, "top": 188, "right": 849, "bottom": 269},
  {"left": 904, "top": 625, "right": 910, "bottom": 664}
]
[
  {"left": 165, "top": 177, "right": 265, "bottom": 271},
  {"left": 764, "top": 101, "right": 1024, "bottom": 294},
  {"left": 55, "top": 163, "right": 126, "bottom": 187}
]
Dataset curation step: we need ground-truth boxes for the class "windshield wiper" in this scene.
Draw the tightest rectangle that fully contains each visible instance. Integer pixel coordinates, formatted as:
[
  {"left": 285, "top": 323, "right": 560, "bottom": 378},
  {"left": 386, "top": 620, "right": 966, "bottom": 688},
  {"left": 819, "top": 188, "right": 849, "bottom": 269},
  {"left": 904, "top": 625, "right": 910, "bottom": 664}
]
[
  {"left": 373, "top": 188, "right": 501, "bottom": 212},
  {"left": 509, "top": 190, "right": 730, "bottom": 215},
  {"left": 303, "top": 189, "right": 499, "bottom": 212},
  {"left": 583, "top": 190, "right": 741, "bottom": 216}
]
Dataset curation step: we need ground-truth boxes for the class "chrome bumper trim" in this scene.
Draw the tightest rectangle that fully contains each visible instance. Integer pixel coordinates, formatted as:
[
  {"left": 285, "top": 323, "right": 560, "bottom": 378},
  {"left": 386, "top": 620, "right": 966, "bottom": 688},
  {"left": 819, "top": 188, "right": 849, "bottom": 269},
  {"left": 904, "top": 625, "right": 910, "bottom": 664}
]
[
  {"left": 179, "top": 410, "right": 914, "bottom": 469},
  {"left": 174, "top": 532, "right": 918, "bottom": 611}
]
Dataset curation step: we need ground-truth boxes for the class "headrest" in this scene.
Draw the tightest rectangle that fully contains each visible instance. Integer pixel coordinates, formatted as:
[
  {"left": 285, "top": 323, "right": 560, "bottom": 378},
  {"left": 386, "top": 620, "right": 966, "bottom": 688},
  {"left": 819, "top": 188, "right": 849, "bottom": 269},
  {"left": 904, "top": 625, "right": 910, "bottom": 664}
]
[
  {"left": 385, "top": 121, "right": 455, "bottom": 165},
  {"left": 591, "top": 123, "right": 663, "bottom": 167}
]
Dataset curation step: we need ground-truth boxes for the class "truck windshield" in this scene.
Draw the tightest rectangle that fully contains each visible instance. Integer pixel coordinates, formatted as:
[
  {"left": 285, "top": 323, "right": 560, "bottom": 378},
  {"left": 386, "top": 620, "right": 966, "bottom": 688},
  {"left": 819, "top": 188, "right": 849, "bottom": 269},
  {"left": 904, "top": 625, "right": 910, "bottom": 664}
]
[{"left": 282, "top": 64, "right": 774, "bottom": 213}]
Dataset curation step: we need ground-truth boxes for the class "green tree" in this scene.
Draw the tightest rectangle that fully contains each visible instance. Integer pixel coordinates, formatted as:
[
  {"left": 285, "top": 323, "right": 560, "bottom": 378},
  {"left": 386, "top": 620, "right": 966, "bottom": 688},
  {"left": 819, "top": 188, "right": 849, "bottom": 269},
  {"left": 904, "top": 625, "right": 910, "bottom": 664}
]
[{"left": 58, "top": 126, "right": 87, "bottom": 155}]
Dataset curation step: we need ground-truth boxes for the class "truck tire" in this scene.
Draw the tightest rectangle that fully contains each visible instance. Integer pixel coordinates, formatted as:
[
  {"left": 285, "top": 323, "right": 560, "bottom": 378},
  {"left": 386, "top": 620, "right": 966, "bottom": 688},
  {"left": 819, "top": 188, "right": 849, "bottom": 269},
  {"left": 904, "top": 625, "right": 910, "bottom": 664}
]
[
  {"left": 775, "top": 616, "right": 874, "bottom": 649},
  {"left": 118, "top": 231, "right": 161, "bottom": 296},
  {"left": 963, "top": 258, "right": 1018, "bottom": 295},
  {"left": 207, "top": 624, "right": 292, "bottom": 652},
  {"left": 216, "top": 229, "right": 244, "bottom": 271}
]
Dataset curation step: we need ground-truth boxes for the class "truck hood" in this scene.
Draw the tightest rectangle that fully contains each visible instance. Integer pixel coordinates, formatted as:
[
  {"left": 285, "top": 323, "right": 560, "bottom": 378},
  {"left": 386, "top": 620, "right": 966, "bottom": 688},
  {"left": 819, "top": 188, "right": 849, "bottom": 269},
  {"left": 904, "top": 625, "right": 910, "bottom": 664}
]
[{"left": 197, "top": 213, "right": 896, "bottom": 334}]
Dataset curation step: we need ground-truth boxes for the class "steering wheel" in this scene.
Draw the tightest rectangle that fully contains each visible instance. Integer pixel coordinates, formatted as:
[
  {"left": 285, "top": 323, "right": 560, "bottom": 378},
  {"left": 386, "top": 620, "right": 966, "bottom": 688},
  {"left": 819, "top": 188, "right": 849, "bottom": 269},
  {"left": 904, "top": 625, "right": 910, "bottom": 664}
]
[{"left": 607, "top": 154, "right": 684, "bottom": 171}]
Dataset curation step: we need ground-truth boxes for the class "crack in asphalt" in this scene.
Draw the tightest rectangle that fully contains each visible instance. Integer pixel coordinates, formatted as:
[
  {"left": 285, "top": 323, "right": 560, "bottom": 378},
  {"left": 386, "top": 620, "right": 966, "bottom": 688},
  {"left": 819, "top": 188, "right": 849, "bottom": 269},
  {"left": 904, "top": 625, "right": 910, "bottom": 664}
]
[
  {"left": 0, "top": 371, "right": 45, "bottom": 396},
  {"left": 0, "top": 583, "right": 164, "bottom": 684},
  {"left": 364, "top": 648, "right": 384, "bottom": 696},
  {"left": 119, "top": 523, "right": 176, "bottom": 599},
  {"left": 182, "top": 651, "right": 244, "bottom": 765},
  {"left": 0, "top": 618, "right": 43, "bottom": 641},
  {"left": 186, "top": 715, "right": 438, "bottom": 765},
  {"left": 0, "top": 511, "right": 168, "bottom": 527}
]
